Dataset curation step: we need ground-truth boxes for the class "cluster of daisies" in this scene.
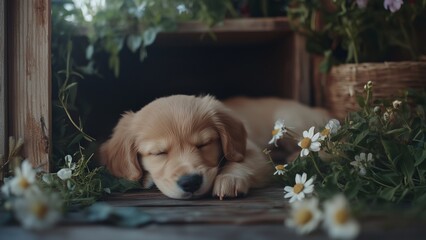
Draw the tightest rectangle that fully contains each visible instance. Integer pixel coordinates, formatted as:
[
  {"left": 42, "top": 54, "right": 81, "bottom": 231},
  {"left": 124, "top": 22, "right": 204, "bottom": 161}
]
[
  {"left": 269, "top": 119, "right": 360, "bottom": 239},
  {"left": 1, "top": 155, "right": 78, "bottom": 230},
  {"left": 1, "top": 160, "right": 62, "bottom": 230}
]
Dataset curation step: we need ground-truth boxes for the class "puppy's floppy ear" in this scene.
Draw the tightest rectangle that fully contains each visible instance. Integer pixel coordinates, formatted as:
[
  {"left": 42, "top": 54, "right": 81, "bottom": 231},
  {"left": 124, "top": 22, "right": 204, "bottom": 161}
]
[
  {"left": 210, "top": 99, "right": 247, "bottom": 162},
  {"left": 99, "top": 111, "right": 143, "bottom": 181}
]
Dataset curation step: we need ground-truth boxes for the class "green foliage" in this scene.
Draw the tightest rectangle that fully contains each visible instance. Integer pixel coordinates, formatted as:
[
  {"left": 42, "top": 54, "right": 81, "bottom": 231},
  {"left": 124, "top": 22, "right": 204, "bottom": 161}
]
[
  {"left": 274, "top": 83, "right": 426, "bottom": 208},
  {"left": 287, "top": 0, "right": 426, "bottom": 72},
  {"left": 53, "top": 0, "right": 235, "bottom": 78},
  {"left": 41, "top": 149, "right": 104, "bottom": 209}
]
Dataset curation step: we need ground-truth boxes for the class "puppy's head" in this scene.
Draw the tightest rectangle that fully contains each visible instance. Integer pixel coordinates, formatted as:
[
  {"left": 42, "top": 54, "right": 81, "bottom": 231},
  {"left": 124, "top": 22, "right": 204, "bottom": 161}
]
[{"left": 100, "top": 95, "right": 246, "bottom": 199}]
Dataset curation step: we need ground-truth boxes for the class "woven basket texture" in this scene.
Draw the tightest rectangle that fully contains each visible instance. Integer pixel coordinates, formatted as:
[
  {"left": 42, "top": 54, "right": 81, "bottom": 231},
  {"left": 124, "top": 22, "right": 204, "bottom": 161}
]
[{"left": 327, "top": 61, "right": 426, "bottom": 119}]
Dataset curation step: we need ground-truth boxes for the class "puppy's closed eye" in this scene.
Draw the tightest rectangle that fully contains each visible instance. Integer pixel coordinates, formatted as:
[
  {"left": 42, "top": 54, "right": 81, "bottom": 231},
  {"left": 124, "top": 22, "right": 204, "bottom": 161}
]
[
  {"left": 196, "top": 141, "right": 213, "bottom": 149},
  {"left": 151, "top": 151, "right": 168, "bottom": 156}
]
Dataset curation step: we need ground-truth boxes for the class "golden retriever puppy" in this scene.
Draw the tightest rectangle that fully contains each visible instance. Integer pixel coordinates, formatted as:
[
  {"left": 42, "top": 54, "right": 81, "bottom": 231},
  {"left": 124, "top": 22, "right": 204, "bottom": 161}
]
[
  {"left": 100, "top": 95, "right": 272, "bottom": 200},
  {"left": 223, "top": 97, "right": 330, "bottom": 158}
]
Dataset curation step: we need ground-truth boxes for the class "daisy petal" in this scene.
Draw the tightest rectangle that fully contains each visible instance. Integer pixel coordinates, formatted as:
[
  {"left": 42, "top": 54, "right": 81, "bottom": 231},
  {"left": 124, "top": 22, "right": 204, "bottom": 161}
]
[
  {"left": 308, "top": 127, "right": 315, "bottom": 138},
  {"left": 301, "top": 149, "right": 309, "bottom": 157},
  {"left": 284, "top": 192, "right": 294, "bottom": 199},
  {"left": 302, "top": 130, "right": 309, "bottom": 138},
  {"left": 305, "top": 178, "right": 314, "bottom": 186},
  {"left": 311, "top": 132, "right": 320, "bottom": 142},
  {"left": 295, "top": 174, "right": 301, "bottom": 183},
  {"left": 297, "top": 192, "right": 305, "bottom": 200},
  {"left": 310, "top": 143, "right": 321, "bottom": 152},
  {"left": 284, "top": 186, "right": 293, "bottom": 192},
  {"left": 301, "top": 173, "right": 307, "bottom": 183},
  {"left": 304, "top": 185, "right": 314, "bottom": 194}
]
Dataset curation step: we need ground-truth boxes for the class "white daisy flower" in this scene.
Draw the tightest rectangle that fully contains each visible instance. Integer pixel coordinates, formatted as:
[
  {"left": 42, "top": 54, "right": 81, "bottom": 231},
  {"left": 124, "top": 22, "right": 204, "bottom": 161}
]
[
  {"left": 57, "top": 168, "right": 72, "bottom": 180},
  {"left": 320, "top": 119, "right": 341, "bottom": 140},
  {"left": 273, "top": 164, "right": 288, "bottom": 175},
  {"left": 323, "top": 194, "right": 360, "bottom": 240},
  {"left": 284, "top": 173, "right": 315, "bottom": 203},
  {"left": 57, "top": 155, "right": 76, "bottom": 181},
  {"left": 298, "top": 127, "right": 321, "bottom": 157},
  {"left": 392, "top": 100, "right": 402, "bottom": 109},
  {"left": 1, "top": 177, "right": 12, "bottom": 197},
  {"left": 13, "top": 187, "right": 62, "bottom": 230},
  {"left": 269, "top": 119, "right": 287, "bottom": 146},
  {"left": 350, "top": 159, "right": 366, "bottom": 176},
  {"left": 286, "top": 197, "right": 322, "bottom": 235},
  {"left": 350, "top": 153, "right": 373, "bottom": 176},
  {"left": 9, "top": 160, "right": 36, "bottom": 196},
  {"left": 383, "top": 111, "right": 390, "bottom": 121}
]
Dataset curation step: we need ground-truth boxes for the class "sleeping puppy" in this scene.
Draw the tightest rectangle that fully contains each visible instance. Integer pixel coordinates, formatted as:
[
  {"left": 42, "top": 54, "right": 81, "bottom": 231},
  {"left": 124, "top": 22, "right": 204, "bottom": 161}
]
[
  {"left": 100, "top": 95, "right": 329, "bottom": 200},
  {"left": 100, "top": 95, "right": 271, "bottom": 200}
]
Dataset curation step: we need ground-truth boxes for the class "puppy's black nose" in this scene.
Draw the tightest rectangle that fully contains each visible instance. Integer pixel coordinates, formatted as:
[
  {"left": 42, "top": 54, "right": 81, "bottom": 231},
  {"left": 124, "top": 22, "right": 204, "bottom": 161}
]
[{"left": 177, "top": 174, "right": 203, "bottom": 193}]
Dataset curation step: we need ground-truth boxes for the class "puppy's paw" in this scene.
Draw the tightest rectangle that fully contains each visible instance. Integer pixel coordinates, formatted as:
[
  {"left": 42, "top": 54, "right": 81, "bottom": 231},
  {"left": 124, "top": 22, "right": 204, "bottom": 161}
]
[{"left": 212, "top": 174, "right": 250, "bottom": 200}]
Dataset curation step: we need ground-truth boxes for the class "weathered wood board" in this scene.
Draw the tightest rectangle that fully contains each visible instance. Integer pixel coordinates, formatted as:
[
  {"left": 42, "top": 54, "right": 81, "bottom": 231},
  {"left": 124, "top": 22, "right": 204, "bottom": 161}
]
[
  {"left": 6, "top": 0, "right": 51, "bottom": 171},
  {"left": 1, "top": 187, "right": 426, "bottom": 240}
]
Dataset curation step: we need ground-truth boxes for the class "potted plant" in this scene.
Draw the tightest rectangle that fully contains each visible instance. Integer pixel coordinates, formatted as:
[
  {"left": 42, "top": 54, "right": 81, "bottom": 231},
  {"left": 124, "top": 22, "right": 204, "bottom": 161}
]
[{"left": 287, "top": 0, "right": 426, "bottom": 119}]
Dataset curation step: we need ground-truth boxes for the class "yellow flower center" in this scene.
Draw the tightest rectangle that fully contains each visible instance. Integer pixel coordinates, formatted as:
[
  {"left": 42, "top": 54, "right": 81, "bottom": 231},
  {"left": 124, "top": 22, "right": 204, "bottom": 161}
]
[
  {"left": 321, "top": 128, "right": 330, "bottom": 136},
  {"left": 293, "top": 183, "right": 304, "bottom": 194},
  {"left": 300, "top": 138, "right": 311, "bottom": 149},
  {"left": 275, "top": 165, "right": 285, "bottom": 171},
  {"left": 295, "top": 209, "right": 313, "bottom": 226},
  {"left": 31, "top": 202, "right": 49, "bottom": 220},
  {"left": 272, "top": 129, "right": 280, "bottom": 136},
  {"left": 335, "top": 208, "right": 350, "bottom": 225},
  {"left": 19, "top": 178, "right": 30, "bottom": 189}
]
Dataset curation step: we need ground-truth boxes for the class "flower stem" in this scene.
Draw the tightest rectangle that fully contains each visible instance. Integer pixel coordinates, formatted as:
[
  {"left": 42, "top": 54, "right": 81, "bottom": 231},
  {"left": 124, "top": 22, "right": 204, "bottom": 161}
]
[{"left": 310, "top": 155, "right": 325, "bottom": 179}]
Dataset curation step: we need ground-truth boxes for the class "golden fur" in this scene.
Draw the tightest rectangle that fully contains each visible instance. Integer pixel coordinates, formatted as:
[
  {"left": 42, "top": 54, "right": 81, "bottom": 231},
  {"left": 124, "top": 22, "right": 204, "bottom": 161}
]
[{"left": 100, "top": 95, "right": 329, "bottom": 199}]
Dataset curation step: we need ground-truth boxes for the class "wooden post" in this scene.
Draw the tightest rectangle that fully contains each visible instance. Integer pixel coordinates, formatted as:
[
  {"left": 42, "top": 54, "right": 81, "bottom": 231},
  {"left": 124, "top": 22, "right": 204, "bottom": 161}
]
[
  {"left": 0, "top": 0, "right": 6, "bottom": 179},
  {"left": 293, "top": 34, "right": 311, "bottom": 105},
  {"left": 7, "top": 0, "right": 51, "bottom": 171}
]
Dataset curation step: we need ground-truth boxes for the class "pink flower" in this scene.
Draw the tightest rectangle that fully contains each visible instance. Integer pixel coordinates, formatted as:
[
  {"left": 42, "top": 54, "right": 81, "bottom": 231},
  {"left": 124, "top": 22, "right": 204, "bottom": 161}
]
[
  {"left": 384, "top": 0, "right": 404, "bottom": 13},
  {"left": 356, "top": 0, "right": 369, "bottom": 8}
]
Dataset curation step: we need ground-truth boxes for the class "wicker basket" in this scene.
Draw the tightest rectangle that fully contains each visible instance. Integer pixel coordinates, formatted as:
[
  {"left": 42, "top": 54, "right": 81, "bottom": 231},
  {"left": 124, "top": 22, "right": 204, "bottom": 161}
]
[{"left": 326, "top": 61, "right": 426, "bottom": 120}]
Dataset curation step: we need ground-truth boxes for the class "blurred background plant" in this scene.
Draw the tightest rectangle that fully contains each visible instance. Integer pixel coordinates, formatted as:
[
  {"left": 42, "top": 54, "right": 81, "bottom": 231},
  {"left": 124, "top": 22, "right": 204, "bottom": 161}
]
[
  {"left": 287, "top": 0, "right": 426, "bottom": 72},
  {"left": 52, "top": 0, "right": 290, "bottom": 78}
]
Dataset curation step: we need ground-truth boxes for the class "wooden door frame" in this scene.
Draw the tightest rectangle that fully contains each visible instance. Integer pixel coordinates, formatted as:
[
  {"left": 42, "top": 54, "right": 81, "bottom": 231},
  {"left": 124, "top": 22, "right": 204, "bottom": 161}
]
[
  {"left": 0, "top": 0, "right": 6, "bottom": 179},
  {"left": 3, "top": 0, "right": 51, "bottom": 175}
]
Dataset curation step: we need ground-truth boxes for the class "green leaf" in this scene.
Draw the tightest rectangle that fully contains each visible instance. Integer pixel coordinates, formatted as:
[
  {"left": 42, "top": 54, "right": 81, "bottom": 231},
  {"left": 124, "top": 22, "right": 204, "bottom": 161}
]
[
  {"left": 379, "top": 186, "right": 399, "bottom": 201},
  {"left": 139, "top": 46, "right": 148, "bottom": 62},
  {"left": 413, "top": 144, "right": 426, "bottom": 167},
  {"left": 397, "top": 149, "right": 415, "bottom": 181},
  {"left": 344, "top": 180, "right": 360, "bottom": 199},
  {"left": 356, "top": 95, "right": 365, "bottom": 108},
  {"left": 319, "top": 50, "right": 332, "bottom": 73},
  {"left": 353, "top": 130, "right": 369, "bottom": 145},
  {"left": 143, "top": 27, "right": 161, "bottom": 47},
  {"left": 126, "top": 34, "right": 142, "bottom": 53},
  {"left": 85, "top": 44, "right": 94, "bottom": 60},
  {"left": 381, "top": 139, "right": 400, "bottom": 163}
]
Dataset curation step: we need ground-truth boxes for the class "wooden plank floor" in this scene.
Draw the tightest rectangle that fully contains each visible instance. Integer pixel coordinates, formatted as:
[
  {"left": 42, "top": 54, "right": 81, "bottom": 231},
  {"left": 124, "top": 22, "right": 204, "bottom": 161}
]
[{"left": 1, "top": 187, "right": 426, "bottom": 239}]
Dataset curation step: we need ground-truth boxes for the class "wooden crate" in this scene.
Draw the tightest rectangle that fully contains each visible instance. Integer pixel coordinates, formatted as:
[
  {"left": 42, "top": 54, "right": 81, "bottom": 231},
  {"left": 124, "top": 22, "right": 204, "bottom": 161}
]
[{"left": 1, "top": 1, "right": 311, "bottom": 176}]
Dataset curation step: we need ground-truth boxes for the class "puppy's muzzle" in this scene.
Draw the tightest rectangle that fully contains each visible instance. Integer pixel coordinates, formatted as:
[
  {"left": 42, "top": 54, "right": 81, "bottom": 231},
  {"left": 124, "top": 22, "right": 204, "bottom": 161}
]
[{"left": 177, "top": 174, "right": 203, "bottom": 193}]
